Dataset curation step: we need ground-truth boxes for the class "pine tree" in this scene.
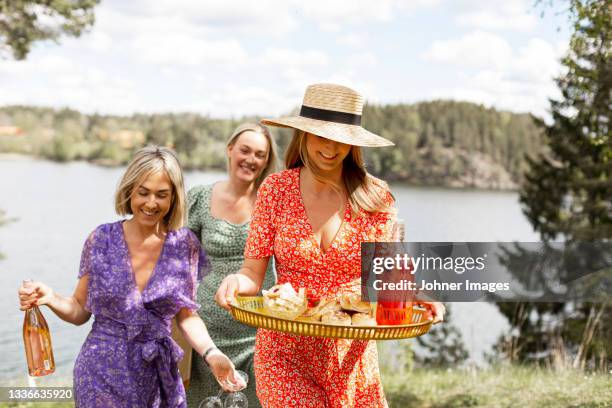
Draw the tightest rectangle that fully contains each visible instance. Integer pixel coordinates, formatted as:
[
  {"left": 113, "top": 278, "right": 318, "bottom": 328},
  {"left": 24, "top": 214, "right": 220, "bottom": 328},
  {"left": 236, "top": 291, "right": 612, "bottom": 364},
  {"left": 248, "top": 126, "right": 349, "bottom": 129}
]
[
  {"left": 521, "top": 0, "right": 611, "bottom": 241},
  {"left": 497, "top": 0, "right": 611, "bottom": 370},
  {"left": 414, "top": 305, "right": 469, "bottom": 368}
]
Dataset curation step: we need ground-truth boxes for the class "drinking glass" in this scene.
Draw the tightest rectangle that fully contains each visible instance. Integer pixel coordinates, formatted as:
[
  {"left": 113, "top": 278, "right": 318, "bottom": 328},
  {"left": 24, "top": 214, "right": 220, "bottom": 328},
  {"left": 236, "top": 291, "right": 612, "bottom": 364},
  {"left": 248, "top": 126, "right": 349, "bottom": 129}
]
[
  {"left": 376, "top": 217, "right": 413, "bottom": 325},
  {"left": 199, "top": 370, "right": 248, "bottom": 408},
  {"left": 223, "top": 370, "right": 248, "bottom": 408},
  {"left": 198, "top": 392, "right": 223, "bottom": 408},
  {"left": 392, "top": 217, "right": 405, "bottom": 241}
]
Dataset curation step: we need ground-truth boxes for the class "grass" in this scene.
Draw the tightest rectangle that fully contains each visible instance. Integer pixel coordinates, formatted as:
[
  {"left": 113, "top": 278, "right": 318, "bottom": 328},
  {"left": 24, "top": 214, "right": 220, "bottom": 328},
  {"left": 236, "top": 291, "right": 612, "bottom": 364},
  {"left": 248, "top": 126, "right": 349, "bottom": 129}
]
[
  {"left": 1, "top": 365, "right": 610, "bottom": 407},
  {"left": 382, "top": 365, "right": 612, "bottom": 408}
]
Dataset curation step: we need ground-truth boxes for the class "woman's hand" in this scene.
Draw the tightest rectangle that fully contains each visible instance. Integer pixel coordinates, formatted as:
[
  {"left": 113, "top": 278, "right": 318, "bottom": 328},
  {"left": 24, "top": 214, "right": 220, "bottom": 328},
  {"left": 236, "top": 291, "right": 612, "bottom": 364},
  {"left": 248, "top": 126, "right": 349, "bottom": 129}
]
[
  {"left": 214, "top": 274, "right": 241, "bottom": 311},
  {"left": 420, "top": 302, "right": 445, "bottom": 324},
  {"left": 18, "top": 281, "right": 55, "bottom": 311},
  {"left": 205, "top": 350, "right": 246, "bottom": 392}
]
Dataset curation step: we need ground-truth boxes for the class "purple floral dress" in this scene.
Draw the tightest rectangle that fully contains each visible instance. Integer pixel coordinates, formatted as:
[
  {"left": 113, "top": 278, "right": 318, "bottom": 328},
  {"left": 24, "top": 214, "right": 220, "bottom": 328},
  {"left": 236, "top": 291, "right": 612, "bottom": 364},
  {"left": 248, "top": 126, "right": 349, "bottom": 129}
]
[{"left": 73, "top": 221, "right": 209, "bottom": 407}]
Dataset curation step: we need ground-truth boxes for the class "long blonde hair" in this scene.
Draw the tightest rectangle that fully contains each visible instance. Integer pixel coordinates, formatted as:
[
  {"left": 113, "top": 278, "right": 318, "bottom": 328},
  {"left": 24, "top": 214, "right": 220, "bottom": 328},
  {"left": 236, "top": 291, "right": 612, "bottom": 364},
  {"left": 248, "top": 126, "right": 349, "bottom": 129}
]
[
  {"left": 284, "top": 130, "right": 392, "bottom": 215},
  {"left": 227, "top": 123, "right": 278, "bottom": 188},
  {"left": 115, "top": 146, "right": 186, "bottom": 230}
]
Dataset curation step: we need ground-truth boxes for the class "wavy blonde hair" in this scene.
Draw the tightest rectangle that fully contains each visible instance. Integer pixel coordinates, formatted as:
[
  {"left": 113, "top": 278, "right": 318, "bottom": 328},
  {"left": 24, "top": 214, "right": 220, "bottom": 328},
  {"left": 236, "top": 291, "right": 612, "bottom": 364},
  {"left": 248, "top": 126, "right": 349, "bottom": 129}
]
[
  {"left": 284, "top": 130, "right": 392, "bottom": 216},
  {"left": 115, "top": 146, "right": 186, "bottom": 230},
  {"left": 227, "top": 123, "right": 278, "bottom": 188}
]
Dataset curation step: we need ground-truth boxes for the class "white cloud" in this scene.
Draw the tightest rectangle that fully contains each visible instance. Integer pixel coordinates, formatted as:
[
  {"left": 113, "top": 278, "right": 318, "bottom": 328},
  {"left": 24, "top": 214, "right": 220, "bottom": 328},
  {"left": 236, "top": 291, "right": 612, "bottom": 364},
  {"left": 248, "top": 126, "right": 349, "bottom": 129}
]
[
  {"left": 336, "top": 33, "right": 369, "bottom": 48},
  {"left": 452, "top": 0, "right": 539, "bottom": 32},
  {"left": 130, "top": 34, "right": 248, "bottom": 67},
  {"left": 346, "top": 52, "right": 379, "bottom": 68},
  {"left": 188, "top": 84, "right": 299, "bottom": 117},
  {"left": 423, "top": 31, "right": 513, "bottom": 70},
  {"left": 0, "top": 54, "right": 139, "bottom": 114},
  {"left": 512, "top": 38, "right": 565, "bottom": 82},
  {"left": 456, "top": 10, "right": 537, "bottom": 32},
  {"left": 296, "top": 0, "right": 439, "bottom": 30},
  {"left": 105, "top": 0, "right": 298, "bottom": 36},
  {"left": 259, "top": 49, "right": 329, "bottom": 68},
  {"left": 423, "top": 31, "right": 566, "bottom": 118}
]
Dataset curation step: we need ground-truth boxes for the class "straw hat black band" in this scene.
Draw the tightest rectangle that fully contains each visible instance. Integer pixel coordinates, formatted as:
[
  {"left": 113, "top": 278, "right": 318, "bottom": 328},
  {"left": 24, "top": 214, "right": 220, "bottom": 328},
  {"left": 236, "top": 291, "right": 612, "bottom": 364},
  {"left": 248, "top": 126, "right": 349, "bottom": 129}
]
[{"left": 299, "top": 105, "right": 362, "bottom": 126}]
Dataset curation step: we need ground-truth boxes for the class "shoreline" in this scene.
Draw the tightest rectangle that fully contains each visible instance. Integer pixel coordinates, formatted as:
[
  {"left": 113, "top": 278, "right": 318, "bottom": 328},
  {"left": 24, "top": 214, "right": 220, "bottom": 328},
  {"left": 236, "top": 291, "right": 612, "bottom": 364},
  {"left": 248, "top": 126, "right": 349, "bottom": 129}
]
[{"left": 0, "top": 153, "right": 519, "bottom": 192}]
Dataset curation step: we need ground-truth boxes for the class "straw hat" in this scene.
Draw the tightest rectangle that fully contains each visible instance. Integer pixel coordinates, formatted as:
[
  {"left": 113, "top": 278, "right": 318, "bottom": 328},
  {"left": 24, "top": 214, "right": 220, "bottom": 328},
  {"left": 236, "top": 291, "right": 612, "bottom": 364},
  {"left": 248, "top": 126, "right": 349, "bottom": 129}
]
[{"left": 261, "top": 83, "right": 394, "bottom": 147}]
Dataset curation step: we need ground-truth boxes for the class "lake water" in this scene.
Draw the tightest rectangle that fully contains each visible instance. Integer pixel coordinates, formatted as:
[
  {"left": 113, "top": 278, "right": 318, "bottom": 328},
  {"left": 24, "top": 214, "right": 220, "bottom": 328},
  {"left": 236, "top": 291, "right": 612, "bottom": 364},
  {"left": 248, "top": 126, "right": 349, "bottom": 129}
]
[{"left": 0, "top": 156, "right": 539, "bottom": 383}]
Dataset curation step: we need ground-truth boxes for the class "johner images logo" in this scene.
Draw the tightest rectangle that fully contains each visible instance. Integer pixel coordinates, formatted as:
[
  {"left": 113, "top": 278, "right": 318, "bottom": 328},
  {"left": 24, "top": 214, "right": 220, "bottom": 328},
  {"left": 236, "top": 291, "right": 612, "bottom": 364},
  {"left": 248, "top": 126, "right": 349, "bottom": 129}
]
[{"left": 361, "top": 242, "right": 612, "bottom": 302}]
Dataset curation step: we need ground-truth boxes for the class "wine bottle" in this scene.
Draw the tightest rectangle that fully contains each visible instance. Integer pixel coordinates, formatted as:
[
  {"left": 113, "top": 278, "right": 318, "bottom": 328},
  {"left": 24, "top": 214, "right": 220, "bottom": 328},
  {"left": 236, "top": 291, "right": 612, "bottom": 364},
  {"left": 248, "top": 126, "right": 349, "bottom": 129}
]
[{"left": 22, "top": 279, "right": 55, "bottom": 377}]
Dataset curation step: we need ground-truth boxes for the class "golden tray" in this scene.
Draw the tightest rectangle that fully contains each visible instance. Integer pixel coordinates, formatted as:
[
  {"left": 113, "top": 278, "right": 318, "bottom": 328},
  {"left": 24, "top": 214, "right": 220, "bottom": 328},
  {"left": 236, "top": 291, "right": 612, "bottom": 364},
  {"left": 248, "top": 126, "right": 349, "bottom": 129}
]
[{"left": 230, "top": 296, "right": 433, "bottom": 340}]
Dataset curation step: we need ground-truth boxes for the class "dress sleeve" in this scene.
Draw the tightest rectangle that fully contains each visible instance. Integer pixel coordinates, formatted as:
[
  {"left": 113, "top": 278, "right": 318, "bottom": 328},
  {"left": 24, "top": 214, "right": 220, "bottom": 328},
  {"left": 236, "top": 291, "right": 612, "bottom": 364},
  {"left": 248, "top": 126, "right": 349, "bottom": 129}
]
[
  {"left": 77, "top": 229, "right": 96, "bottom": 279},
  {"left": 175, "top": 230, "right": 210, "bottom": 313},
  {"left": 195, "top": 238, "right": 211, "bottom": 283},
  {"left": 244, "top": 175, "right": 279, "bottom": 259},
  {"left": 186, "top": 186, "right": 204, "bottom": 237}
]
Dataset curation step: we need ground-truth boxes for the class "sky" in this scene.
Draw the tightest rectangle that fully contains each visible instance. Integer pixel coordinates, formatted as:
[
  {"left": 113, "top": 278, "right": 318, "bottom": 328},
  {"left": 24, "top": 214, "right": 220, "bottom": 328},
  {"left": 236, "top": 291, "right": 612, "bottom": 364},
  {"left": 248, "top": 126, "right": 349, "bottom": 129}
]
[{"left": 0, "top": 0, "right": 573, "bottom": 119}]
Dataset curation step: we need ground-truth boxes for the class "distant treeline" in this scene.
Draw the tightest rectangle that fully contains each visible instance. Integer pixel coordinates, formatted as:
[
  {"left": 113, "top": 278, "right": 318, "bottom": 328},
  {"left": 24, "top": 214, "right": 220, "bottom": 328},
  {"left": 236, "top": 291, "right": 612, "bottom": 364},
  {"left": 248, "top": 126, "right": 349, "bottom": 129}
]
[{"left": 0, "top": 101, "right": 544, "bottom": 189}]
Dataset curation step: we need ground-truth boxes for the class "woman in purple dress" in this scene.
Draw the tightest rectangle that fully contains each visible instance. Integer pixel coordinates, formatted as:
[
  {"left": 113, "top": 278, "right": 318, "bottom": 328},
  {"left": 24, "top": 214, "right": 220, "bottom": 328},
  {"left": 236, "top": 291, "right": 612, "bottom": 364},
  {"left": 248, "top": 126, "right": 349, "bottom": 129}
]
[{"left": 18, "top": 146, "right": 243, "bottom": 407}]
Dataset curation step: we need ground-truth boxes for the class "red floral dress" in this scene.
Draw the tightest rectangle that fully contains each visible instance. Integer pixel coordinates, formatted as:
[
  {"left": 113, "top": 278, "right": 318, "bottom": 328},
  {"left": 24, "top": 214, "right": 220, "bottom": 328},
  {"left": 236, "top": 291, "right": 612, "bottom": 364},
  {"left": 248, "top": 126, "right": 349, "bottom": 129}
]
[{"left": 244, "top": 168, "right": 394, "bottom": 408}]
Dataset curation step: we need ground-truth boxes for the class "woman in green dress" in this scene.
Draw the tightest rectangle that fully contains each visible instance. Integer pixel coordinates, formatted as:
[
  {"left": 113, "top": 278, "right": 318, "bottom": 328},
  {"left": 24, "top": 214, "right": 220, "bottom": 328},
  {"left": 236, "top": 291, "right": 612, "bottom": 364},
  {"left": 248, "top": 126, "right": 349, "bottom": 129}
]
[{"left": 186, "top": 123, "right": 278, "bottom": 407}]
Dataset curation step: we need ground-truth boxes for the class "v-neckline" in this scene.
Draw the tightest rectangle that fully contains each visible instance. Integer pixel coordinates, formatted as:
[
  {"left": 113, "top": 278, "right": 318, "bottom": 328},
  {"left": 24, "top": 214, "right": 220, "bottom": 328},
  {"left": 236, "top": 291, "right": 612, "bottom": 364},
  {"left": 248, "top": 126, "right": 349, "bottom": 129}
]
[
  {"left": 119, "top": 221, "right": 168, "bottom": 296},
  {"left": 296, "top": 168, "right": 350, "bottom": 256}
]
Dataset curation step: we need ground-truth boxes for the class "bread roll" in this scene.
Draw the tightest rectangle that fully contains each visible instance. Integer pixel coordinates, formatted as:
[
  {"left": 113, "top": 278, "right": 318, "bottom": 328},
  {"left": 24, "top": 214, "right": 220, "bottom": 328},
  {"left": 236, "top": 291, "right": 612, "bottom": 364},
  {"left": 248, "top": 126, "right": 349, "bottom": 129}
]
[
  {"left": 351, "top": 313, "right": 376, "bottom": 326},
  {"left": 340, "top": 294, "right": 371, "bottom": 313},
  {"left": 321, "top": 310, "right": 351, "bottom": 326}
]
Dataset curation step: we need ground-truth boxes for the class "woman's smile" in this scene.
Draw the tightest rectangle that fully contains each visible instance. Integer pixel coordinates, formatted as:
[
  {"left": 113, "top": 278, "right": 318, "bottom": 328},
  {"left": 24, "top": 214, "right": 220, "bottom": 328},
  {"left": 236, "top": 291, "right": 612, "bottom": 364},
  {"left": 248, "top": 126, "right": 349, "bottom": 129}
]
[{"left": 318, "top": 151, "right": 339, "bottom": 161}]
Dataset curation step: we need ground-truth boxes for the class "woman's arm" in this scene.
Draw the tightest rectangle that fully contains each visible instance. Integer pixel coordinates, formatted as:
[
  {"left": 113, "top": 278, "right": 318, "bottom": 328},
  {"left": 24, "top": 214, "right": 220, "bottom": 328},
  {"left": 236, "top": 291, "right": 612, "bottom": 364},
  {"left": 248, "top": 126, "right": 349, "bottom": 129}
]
[
  {"left": 175, "top": 308, "right": 244, "bottom": 391},
  {"left": 175, "top": 308, "right": 218, "bottom": 357},
  {"left": 215, "top": 257, "right": 269, "bottom": 311},
  {"left": 18, "top": 277, "right": 91, "bottom": 326}
]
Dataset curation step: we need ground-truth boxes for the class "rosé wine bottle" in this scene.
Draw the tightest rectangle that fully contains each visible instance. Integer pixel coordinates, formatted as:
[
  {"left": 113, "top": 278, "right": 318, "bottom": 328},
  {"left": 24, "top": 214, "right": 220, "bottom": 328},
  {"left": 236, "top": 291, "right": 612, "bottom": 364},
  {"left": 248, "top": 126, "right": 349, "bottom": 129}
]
[{"left": 22, "top": 279, "right": 55, "bottom": 377}]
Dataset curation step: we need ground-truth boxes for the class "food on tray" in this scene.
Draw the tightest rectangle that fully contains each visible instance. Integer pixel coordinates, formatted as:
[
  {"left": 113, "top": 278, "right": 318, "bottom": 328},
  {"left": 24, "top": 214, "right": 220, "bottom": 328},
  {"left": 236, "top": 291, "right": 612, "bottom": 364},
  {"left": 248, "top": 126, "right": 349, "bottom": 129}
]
[
  {"left": 351, "top": 312, "right": 377, "bottom": 326},
  {"left": 298, "top": 290, "right": 377, "bottom": 326},
  {"left": 262, "top": 283, "right": 307, "bottom": 319},
  {"left": 321, "top": 310, "right": 352, "bottom": 326},
  {"left": 339, "top": 293, "right": 371, "bottom": 313},
  {"left": 301, "top": 298, "right": 342, "bottom": 322},
  {"left": 262, "top": 280, "right": 379, "bottom": 326}
]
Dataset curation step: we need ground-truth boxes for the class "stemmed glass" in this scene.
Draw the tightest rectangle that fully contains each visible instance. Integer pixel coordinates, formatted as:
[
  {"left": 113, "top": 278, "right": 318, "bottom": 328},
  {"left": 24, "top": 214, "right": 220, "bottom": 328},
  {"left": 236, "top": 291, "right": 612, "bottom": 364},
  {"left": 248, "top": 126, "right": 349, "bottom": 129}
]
[
  {"left": 198, "top": 370, "right": 249, "bottom": 408},
  {"left": 392, "top": 217, "right": 405, "bottom": 242},
  {"left": 223, "top": 370, "right": 248, "bottom": 408}
]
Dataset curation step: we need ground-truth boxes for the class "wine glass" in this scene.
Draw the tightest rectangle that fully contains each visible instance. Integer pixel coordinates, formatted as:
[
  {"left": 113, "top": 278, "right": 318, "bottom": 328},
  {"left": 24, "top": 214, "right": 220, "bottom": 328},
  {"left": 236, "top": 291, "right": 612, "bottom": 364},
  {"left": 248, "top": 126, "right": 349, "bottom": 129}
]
[
  {"left": 223, "top": 370, "right": 248, "bottom": 408},
  {"left": 392, "top": 217, "right": 405, "bottom": 241},
  {"left": 198, "top": 394, "right": 223, "bottom": 408}
]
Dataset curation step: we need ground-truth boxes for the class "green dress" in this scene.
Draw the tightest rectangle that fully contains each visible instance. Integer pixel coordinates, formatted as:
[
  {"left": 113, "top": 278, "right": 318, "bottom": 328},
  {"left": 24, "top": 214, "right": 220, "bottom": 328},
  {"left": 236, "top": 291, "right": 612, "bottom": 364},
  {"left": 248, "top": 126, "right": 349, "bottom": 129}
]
[{"left": 185, "top": 184, "right": 276, "bottom": 408}]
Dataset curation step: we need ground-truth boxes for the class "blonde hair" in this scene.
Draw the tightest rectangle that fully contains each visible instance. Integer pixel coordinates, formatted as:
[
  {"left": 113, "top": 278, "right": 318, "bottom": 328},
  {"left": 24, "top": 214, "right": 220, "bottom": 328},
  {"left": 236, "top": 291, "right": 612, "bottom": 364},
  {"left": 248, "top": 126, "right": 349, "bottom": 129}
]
[
  {"left": 115, "top": 146, "right": 186, "bottom": 231},
  {"left": 227, "top": 123, "right": 278, "bottom": 188},
  {"left": 284, "top": 130, "right": 392, "bottom": 216}
]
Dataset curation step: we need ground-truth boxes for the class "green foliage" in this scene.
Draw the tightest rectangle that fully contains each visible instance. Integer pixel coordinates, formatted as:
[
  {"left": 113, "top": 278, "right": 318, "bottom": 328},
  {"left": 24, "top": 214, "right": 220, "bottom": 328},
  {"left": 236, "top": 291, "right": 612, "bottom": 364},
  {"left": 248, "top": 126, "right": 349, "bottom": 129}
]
[
  {"left": 498, "top": 0, "right": 612, "bottom": 371},
  {"left": 0, "top": 101, "right": 545, "bottom": 189},
  {"left": 414, "top": 305, "right": 469, "bottom": 368},
  {"left": 521, "top": 0, "right": 611, "bottom": 241},
  {"left": 364, "top": 101, "right": 543, "bottom": 188},
  {"left": 0, "top": 0, "right": 99, "bottom": 60},
  {"left": 381, "top": 365, "right": 612, "bottom": 408}
]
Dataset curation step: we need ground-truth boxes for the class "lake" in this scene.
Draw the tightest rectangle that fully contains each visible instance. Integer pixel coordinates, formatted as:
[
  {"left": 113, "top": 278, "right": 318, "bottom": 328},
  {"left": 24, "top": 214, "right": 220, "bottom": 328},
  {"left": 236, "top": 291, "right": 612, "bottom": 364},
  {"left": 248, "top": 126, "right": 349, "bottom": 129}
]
[{"left": 0, "top": 156, "right": 540, "bottom": 383}]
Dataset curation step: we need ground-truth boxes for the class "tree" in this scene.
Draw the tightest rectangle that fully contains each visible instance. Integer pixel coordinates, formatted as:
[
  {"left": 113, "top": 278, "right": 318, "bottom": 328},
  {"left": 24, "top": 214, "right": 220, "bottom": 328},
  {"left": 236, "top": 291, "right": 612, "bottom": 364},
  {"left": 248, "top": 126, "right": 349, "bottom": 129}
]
[
  {"left": 496, "top": 0, "right": 611, "bottom": 370},
  {"left": 414, "top": 305, "right": 469, "bottom": 368},
  {"left": 0, "top": 0, "right": 99, "bottom": 60},
  {"left": 521, "top": 0, "right": 611, "bottom": 241}
]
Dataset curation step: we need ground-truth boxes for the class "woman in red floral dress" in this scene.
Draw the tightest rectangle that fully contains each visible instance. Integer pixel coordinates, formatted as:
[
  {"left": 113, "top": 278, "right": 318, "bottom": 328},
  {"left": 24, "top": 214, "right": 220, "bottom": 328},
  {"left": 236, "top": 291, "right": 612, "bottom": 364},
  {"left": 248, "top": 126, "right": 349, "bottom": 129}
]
[{"left": 216, "top": 83, "right": 445, "bottom": 407}]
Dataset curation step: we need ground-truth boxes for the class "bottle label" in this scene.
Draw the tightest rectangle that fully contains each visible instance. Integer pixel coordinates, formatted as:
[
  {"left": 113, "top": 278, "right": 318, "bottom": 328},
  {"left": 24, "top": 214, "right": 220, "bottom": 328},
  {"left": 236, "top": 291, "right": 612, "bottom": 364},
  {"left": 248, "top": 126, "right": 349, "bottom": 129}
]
[{"left": 44, "top": 360, "right": 51, "bottom": 371}]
